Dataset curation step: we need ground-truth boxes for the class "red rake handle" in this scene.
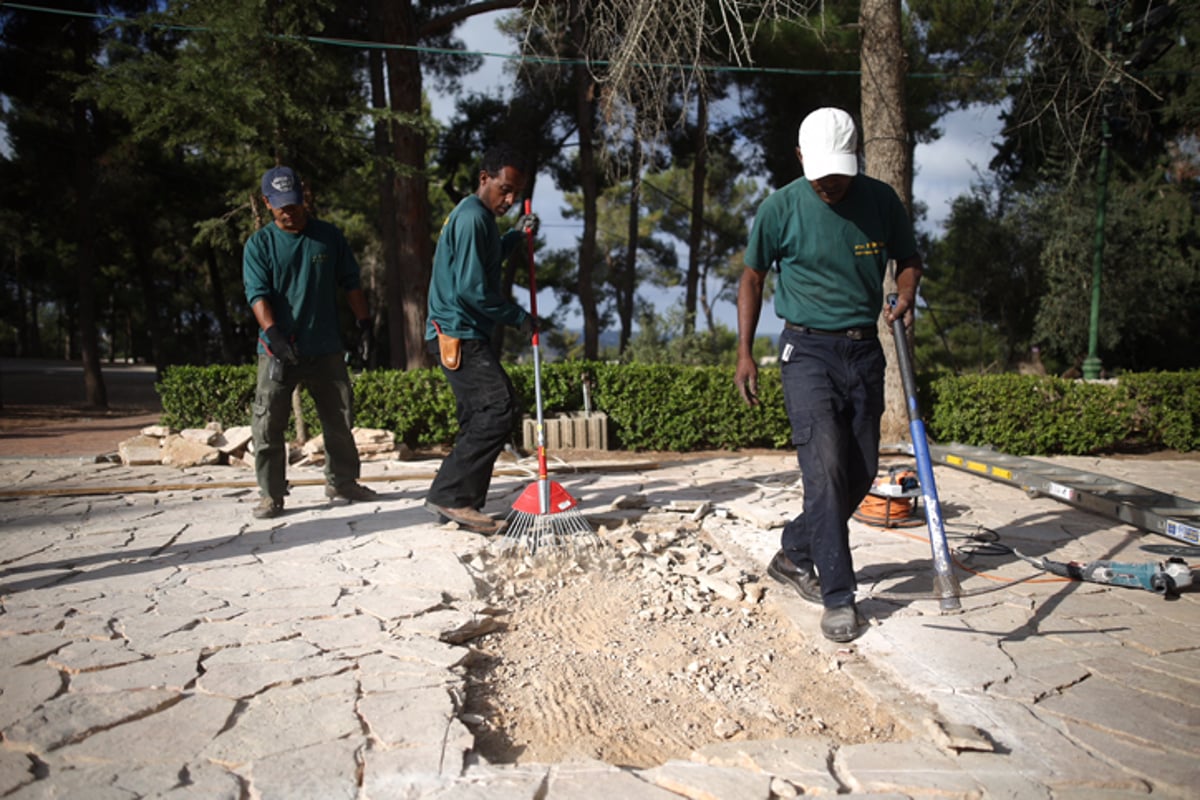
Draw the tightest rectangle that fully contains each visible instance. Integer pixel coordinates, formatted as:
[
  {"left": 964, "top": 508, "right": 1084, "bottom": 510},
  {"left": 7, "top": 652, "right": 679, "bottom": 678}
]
[
  {"left": 524, "top": 199, "right": 539, "bottom": 324},
  {"left": 524, "top": 198, "right": 550, "bottom": 512}
]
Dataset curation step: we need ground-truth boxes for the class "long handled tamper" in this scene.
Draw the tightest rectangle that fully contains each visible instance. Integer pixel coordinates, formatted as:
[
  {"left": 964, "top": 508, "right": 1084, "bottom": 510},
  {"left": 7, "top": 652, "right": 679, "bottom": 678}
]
[{"left": 889, "top": 293, "right": 962, "bottom": 613}]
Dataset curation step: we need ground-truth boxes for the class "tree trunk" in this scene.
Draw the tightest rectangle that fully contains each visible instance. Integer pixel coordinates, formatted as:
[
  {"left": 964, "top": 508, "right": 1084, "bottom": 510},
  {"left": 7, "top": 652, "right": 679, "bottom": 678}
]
[
  {"left": 685, "top": 91, "right": 708, "bottom": 337},
  {"left": 205, "top": 249, "right": 238, "bottom": 364},
  {"left": 292, "top": 388, "right": 307, "bottom": 444},
  {"left": 13, "top": 243, "right": 30, "bottom": 357},
  {"left": 62, "top": 309, "right": 72, "bottom": 360},
  {"left": 699, "top": 255, "right": 715, "bottom": 331},
  {"left": 618, "top": 133, "right": 641, "bottom": 354},
  {"left": 29, "top": 285, "right": 41, "bottom": 357},
  {"left": 368, "top": 8, "right": 400, "bottom": 369},
  {"left": 133, "top": 240, "right": 166, "bottom": 374},
  {"left": 381, "top": 2, "right": 432, "bottom": 370},
  {"left": 72, "top": 27, "right": 106, "bottom": 409},
  {"left": 107, "top": 295, "right": 117, "bottom": 363},
  {"left": 574, "top": 56, "right": 601, "bottom": 360},
  {"left": 860, "top": 0, "right": 910, "bottom": 444}
]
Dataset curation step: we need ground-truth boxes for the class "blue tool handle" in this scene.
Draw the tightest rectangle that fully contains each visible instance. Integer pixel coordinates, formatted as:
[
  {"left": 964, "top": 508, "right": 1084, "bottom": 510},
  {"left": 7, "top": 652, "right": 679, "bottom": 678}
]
[
  {"left": 887, "top": 293, "right": 921, "bottom": 422},
  {"left": 888, "top": 292, "right": 962, "bottom": 612}
]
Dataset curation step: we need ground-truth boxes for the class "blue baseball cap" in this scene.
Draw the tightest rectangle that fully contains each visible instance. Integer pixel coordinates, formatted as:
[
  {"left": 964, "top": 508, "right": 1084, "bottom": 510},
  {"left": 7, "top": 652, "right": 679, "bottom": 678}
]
[{"left": 261, "top": 166, "right": 304, "bottom": 207}]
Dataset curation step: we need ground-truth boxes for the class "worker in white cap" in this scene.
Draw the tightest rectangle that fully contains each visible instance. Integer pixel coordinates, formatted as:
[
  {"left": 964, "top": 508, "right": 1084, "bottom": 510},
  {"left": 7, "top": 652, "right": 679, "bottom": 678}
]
[{"left": 734, "top": 107, "right": 924, "bottom": 642}]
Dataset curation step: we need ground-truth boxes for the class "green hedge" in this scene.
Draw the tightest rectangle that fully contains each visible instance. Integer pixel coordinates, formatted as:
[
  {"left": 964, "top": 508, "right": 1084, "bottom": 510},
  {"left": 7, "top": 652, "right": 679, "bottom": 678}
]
[
  {"left": 927, "top": 374, "right": 1136, "bottom": 455},
  {"left": 1119, "top": 372, "right": 1200, "bottom": 452},
  {"left": 157, "top": 364, "right": 1200, "bottom": 455},
  {"left": 588, "top": 363, "right": 790, "bottom": 450},
  {"left": 157, "top": 365, "right": 257, "bottom": 431}
]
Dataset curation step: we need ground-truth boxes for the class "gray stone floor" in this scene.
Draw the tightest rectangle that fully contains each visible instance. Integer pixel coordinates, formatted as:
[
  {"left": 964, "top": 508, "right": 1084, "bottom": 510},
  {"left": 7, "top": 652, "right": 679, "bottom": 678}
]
[{"left": 0, "top": 451, "right": 1196, "bottom": 798}]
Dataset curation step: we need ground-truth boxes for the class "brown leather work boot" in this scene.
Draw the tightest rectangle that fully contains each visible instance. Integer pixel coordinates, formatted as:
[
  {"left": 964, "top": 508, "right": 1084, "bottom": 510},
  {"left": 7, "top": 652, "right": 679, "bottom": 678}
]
[{"left": 423, "top": 500, "right": 506, "bottom": 535}]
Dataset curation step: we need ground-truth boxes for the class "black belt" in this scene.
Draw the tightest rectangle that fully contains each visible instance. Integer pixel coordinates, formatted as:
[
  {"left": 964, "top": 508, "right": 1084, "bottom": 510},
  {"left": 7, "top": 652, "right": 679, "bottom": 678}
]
[{"left": 784, "top": 321, "right": 877, "bottom": 341}]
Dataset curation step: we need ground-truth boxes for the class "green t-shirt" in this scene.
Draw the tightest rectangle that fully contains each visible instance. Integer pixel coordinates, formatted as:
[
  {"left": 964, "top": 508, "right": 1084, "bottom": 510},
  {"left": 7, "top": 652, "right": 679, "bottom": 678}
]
[
  {"left": 744, "top": 175, "right": 918, "bottom": 329},
  {"left": 426, "top": 195, "right": 528, "bottom": 342},
  {"left": 243, "top": 218, "right": 362, "bottom": 357}
]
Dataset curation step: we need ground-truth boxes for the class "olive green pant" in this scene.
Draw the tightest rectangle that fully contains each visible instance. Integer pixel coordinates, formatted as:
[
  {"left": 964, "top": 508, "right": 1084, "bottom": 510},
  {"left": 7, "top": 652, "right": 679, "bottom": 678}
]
[{"left": 252, "top": 353, "right": 360, "bottom": 500}]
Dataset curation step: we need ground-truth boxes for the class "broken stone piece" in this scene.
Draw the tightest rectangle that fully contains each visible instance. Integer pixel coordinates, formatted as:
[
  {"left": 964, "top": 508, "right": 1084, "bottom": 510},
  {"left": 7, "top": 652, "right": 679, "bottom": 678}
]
[
  {"left": 118, "top": 434, "right": 163, "bottom": 466},
  {"left": 160, "top": 434, "right": 221, "bottom": 468},
  {"left": 924, "top": 717, "right": 995, "bottom": 753}
]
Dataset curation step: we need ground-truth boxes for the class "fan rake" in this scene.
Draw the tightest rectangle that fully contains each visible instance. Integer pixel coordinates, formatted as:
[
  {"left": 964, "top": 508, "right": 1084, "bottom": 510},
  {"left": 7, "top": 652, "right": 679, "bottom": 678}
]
[{"left": 501, "top": 200, "right": 599, "bottom": 555}]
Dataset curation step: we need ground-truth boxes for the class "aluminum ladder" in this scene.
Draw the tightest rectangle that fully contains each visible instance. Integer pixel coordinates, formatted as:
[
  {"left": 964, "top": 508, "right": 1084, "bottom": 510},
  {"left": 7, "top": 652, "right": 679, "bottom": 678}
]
[{"left": 925, "top": 443, "right": 1200, "bottom": 547}]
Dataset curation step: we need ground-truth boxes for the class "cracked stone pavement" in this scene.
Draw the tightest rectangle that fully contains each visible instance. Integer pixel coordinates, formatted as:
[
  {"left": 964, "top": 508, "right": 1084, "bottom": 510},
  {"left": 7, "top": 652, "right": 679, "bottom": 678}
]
[{"left": 0, "top": 450, "right": 1196, "bottom": 799}]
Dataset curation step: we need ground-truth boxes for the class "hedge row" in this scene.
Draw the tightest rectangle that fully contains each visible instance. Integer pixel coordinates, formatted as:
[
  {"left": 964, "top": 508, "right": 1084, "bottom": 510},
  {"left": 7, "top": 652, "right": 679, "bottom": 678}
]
[{"left": 157, "top": 364, "right": 1200, "bottom": 455}]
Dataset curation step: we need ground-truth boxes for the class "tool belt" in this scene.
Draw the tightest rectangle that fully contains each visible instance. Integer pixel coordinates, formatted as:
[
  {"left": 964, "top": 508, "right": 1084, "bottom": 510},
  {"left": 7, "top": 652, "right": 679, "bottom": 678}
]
[
  {"left": 784, "top": 321, "right": 877, "bottom": 341},
  {"left": 431, "top": 321, "right": 461, "bottom": 370}
]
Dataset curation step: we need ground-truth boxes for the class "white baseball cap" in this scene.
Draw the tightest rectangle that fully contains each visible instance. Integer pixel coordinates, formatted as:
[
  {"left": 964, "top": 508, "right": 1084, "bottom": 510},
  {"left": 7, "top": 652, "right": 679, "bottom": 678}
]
[{"left": 798, "top": 108, "right": 859, "bottom": 181}]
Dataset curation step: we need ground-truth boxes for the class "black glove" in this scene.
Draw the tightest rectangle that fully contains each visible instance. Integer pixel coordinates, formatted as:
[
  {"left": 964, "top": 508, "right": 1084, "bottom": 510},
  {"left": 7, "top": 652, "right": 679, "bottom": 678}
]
[
  {"left": 355, "top": 318, "right": 374, "bottom": 368},
  {"left": 516, "top": 212, "right": 540, "bottom": 237},
  {"left": 264, "top": 325, "right": 298, "bottom": 364}
]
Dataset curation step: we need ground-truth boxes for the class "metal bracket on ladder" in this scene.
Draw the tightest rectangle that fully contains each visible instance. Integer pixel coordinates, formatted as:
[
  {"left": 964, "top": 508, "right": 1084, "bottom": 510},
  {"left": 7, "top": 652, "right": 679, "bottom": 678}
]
[{"left": 926, "top": 443, "right": 1200, "bottom": 546}]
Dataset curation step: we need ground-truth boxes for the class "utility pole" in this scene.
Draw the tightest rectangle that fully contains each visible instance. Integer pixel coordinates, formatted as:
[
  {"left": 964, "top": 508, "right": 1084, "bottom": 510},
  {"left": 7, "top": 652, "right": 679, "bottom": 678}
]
[
  {"left": 1082, "top": 0, "right": 1124, "bottom": 381},
  {"left": 1082, "top": 0, "right": 1178, "bottom": 381},
  {"left": 1082, "top": 115, "right": 1111, "bottom": 381}
]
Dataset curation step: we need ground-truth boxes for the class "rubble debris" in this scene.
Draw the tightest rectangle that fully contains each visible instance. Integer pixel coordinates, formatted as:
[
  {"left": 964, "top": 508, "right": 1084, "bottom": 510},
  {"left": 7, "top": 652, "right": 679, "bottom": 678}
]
[{"left": 116, "top": 424, "right": 406, "bottom": 469}]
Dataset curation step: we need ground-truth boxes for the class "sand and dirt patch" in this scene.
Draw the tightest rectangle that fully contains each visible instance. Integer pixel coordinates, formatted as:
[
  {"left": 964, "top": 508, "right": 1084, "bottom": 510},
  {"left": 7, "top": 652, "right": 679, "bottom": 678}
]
[{"left": 462, "top": 515, "right": 905, "bottom": 768}]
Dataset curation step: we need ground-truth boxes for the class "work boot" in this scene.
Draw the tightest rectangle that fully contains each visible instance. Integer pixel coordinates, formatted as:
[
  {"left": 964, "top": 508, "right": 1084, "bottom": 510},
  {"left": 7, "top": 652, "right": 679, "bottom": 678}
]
[
  {"left": 424, "top": 500, "right": 506, "bottom": 535},
  {"left": 820, "top": 603, "right": 864, "bottom": 643},
  {"left": 766, "top": 550, "right": 822, "bottom": 605},
  {"left": 253, "top": 496, "right": 284, "bottom": 519},
  {"left": 326, "top": 482, "right": 379, "bottom": 504}
]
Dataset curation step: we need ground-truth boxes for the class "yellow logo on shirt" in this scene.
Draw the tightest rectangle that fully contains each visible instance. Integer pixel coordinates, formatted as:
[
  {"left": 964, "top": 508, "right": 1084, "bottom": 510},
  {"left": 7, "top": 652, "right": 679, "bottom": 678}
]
[{"left": 854, "top": 241, "right": 884, "bottom": 256}]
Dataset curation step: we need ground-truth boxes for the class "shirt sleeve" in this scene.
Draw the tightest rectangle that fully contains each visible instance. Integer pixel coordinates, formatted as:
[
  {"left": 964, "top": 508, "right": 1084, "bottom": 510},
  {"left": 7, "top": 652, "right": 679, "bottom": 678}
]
[
  {"left": 501, "top": 228, "right": 524, "bottom": 261},
  {"left": 886, "top": 190, "right": 919, "bottom": 262},
  {"left": 242, "top": 232, "right": 272, "bottom": 308},
  {"left": 743, "top": 194, "right": 780, "bottom": 273},
  {"left": 332, "top": 226, "right": 362, "bottom": 292},
  {"left": 457, "top": 214, "right": 527, "bottom": 327}
]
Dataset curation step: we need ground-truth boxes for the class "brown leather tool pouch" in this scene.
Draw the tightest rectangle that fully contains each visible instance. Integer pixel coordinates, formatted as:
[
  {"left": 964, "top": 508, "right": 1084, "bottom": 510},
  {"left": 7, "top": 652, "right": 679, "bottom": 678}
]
[{"left": 432, "top": 321, "right": 461, "bottom": 370}]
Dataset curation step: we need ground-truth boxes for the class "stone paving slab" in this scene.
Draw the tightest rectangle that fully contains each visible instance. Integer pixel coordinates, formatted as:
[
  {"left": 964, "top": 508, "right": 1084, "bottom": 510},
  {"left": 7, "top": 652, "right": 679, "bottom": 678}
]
[
  {"left": 691, "top": 737, "right": 842, "bottom": 795},
  {"left": 0, "top": 453, "right": 1197, "bottom": 798}
]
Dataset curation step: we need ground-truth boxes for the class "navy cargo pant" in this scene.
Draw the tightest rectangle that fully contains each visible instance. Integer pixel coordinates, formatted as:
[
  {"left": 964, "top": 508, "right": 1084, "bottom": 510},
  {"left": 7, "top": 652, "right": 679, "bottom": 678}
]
[
  {"left": 778, "top": 326, "right": 885, "bottom": 609},
  {"left": 426, "top": 338, "right": 519, "bottom": 511}
]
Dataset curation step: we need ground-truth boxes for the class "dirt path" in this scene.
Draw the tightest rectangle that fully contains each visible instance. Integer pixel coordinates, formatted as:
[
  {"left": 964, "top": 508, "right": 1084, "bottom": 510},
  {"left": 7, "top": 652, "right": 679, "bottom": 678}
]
[
  {"left": 0, "top": 405, "right": 162, "bottom": 458},
  {"left": 464, "top": 517, "right": 905, "bottom": 768},
  {"left": 1, "top": 359, "right": 163, "bottom": 457}
]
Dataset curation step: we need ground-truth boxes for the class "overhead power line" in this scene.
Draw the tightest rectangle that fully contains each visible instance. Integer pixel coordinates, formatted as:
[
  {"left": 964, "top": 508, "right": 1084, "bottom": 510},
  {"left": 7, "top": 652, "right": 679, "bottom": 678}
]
[
  {"left": 8, "top": 2, "right": 1195, "bottom": 81},
  {"left": 0, "top": 1, "right": 960, "bottom": 81}
]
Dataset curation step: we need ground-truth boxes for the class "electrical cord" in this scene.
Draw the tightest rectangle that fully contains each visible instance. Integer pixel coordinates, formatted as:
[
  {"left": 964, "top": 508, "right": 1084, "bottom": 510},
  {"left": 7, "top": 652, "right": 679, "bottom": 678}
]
[
  {"left": 852, "top": 468, "right": 926, "bottom": 528},
  {"left": 852, "top": 493, "right": 926, "bottom": 528},
  {"left": 858, "top": 522, "right": 1076, "bottom": 602}
]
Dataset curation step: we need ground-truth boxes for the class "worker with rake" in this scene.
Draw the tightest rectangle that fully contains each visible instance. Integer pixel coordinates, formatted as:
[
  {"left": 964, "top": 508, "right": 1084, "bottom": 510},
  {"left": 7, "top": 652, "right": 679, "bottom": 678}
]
[
  {"left": 734, "top": 108, "right": 923, "bottom": 643},
  {"left": 423, "top": 144, "right": 538, "bottom": 535}
]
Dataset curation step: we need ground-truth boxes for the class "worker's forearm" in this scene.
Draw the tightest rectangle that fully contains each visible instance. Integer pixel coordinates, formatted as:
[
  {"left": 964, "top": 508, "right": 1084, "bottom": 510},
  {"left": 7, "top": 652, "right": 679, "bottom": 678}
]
[
  {"left": 895, "top": 258, "right": 923, "bottom": 303},
  {"left": 347, "top": 289, "right": 370, "bottom": 323},
  {"left": 737, "top": 269, "right": 764, "bottom": 357},
  {"left": 251, "top": 299, "right": 277, "bottom": 332}
]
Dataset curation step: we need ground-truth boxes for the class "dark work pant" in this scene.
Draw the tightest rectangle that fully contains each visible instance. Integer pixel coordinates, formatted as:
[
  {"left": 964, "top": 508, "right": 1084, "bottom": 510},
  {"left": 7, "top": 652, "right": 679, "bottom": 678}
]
[
  {"left": 252, "top": 352, "right": 360, "bottom": 500},
  {"left": 427, "top": 338, "right": 518, "bottom": 511},
  {"left": 778, "top": 327, "right": 885, "bottom": 609}
]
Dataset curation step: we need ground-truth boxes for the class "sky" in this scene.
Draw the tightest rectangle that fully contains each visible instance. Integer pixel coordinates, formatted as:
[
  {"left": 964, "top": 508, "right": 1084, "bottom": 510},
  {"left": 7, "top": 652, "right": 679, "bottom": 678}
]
[{"left": 430, "top": 12, "right": 1006, "bottom": 336}]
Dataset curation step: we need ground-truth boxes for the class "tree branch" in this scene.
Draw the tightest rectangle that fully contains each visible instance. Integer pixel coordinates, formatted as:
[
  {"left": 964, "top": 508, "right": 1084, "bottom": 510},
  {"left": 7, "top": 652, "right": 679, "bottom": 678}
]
[{"left": 419, "top": 0, "right": 529, "bottom": 40}]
